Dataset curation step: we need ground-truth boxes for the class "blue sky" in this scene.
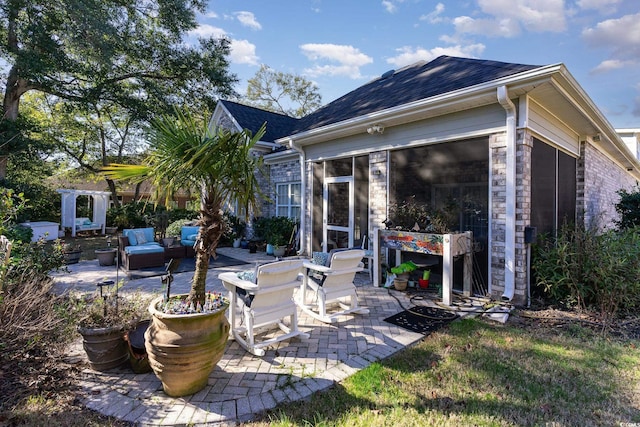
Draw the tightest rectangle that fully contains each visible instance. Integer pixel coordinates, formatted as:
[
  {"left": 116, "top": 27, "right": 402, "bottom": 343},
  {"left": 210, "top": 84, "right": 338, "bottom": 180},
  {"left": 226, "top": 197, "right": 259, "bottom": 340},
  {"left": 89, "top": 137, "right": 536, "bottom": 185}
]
[{"left": 195, "top": 0, "right": 640, "bottom": 128}]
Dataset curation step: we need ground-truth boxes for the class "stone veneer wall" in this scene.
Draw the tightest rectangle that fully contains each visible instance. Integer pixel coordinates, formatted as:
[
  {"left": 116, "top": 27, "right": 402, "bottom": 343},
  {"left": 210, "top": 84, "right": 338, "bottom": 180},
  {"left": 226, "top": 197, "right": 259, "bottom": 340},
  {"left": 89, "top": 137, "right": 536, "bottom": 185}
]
[{"left": 578, "top": 141, "right": 637, "bottom": 230}]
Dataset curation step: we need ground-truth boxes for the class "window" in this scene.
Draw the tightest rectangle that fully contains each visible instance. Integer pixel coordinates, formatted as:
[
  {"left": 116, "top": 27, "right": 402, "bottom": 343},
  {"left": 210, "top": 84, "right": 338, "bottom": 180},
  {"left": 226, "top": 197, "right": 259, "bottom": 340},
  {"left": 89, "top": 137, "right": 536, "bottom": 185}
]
[
  {"left": 276, "top": 183, "right": 301, "bottom": 219},
  {"left": 531, "top": 138, "right": 576, "bottom": 236}
]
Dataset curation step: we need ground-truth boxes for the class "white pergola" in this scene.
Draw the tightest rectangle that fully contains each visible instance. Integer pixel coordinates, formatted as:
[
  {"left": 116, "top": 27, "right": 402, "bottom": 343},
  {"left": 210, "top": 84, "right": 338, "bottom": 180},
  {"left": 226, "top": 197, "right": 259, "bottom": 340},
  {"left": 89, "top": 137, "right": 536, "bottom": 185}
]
[{"left": 58, "top": 189, "right": 111, "bottom": 237}]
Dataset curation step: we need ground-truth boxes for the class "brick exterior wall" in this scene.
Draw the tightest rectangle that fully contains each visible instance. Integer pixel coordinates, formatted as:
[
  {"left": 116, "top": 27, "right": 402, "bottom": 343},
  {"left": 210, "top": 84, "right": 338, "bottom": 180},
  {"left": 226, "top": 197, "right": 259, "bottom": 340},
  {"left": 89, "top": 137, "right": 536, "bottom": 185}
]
[
  {"left": 578, "top": 141, "right": 637, "bottom": 230},
  {"left": 489, "top": 130, "right": 531, "bottom": 305}
]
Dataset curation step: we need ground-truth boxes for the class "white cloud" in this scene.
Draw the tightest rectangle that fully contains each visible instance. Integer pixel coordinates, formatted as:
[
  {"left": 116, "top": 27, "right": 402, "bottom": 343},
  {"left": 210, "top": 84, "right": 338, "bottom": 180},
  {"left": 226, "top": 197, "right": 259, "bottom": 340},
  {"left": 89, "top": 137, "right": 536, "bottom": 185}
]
[
  {"left": 453, "top": 15, "right": 521, "bottom": 38},
  {"left": 202, "top": 11, "right": 218, "bottom": 19},
  {"left": 235, "top": 11, "right": 262, "bottom": 30},
  {"left": 583, "top": 13, "right": 640, "bottom": 72},
  {"left": 453, "top": 0, "right": 566, "bottom": 38},
  {"left": 386, "top": 44, "right": 485, "bottom": 68},
  {"left": 577, "top": 0, "right": 621, "bottom": 14},
  {"left": 229, "top": 39, "right": 259, "bottom": 65},
  {"left": 189, "top": 24, "right": 227, "bottom": 39},
  {"left": 420, "top": 3, "right": 446, "bottom": 24},
  {"left": 300, "top": 43, "right": 373, "bottom": 79},
  {"left": 590, "top": 59, "right": 634, "bottom": 74},
  {"left": 382, "top": 0, "right": 404, "bottom": 14}
]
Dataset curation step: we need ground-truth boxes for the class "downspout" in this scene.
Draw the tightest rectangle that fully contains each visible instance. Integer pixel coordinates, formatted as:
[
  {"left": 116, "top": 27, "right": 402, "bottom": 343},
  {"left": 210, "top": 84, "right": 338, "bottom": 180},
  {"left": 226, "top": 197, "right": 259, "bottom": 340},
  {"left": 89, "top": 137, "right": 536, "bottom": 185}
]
[
  {"left": 287, "top": 138, "right": 307, "bottom": 255},
  {"left": 497, "top": 85, "right": 516, "bottom": 301}
]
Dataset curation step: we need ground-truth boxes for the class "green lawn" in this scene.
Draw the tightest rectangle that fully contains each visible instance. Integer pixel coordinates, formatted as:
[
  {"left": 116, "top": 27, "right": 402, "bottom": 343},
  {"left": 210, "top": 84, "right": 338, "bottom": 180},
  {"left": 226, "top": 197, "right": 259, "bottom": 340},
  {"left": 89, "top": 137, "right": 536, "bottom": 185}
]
[{"left": 247, "top": 316, "right": 640, "bottom": 427}]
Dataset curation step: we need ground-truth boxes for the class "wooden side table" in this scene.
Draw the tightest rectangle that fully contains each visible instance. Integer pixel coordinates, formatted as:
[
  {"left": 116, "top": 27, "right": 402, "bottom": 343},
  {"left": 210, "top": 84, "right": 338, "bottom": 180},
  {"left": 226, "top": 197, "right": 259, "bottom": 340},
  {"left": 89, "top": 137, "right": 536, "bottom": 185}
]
[{"left": 163, "top": 245, "right": 186, "bottom": 262}]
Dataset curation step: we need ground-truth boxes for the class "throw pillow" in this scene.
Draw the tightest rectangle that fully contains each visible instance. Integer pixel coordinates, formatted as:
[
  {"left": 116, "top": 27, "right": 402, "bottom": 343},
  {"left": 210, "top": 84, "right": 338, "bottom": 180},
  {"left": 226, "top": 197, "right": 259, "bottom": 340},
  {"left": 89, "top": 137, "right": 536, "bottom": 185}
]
[
  {"left": 236, "top": 269, "right": 256, "bottom": 283},
  {"left": 133, "top": 230, "right": 147, "bottom": 245},
  {"left": 312, "top": 251, "right": 330, "bottom": 266}
]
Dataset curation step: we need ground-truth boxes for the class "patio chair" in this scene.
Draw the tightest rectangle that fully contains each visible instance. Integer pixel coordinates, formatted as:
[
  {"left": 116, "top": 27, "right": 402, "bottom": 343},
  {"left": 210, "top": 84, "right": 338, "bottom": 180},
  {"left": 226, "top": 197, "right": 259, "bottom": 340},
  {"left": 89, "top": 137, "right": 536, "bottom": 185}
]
[
  {"left": 298, "top": 249, "right": 369, "bottom": 323},
  {"left": 219, "top": 259, "right": 309, "bottom": 356}
]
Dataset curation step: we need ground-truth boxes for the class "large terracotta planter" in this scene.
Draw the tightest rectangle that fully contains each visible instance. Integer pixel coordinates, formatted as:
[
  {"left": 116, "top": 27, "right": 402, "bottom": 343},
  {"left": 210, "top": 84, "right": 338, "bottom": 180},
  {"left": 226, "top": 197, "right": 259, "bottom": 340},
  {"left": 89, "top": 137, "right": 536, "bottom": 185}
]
[
  {"left": 78, "top": 325, "right": 128, "bottom": 371},
  {"left": 144, "top": 295, "right": 230, "bottom": 397}
]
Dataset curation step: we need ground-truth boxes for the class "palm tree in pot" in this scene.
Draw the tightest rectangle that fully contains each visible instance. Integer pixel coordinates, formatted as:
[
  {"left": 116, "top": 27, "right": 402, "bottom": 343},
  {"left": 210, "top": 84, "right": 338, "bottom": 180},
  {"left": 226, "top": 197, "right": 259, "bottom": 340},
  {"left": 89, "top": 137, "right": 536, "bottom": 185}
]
[{"left": 103, "top": 109, "right": 265, "bottom": 396}]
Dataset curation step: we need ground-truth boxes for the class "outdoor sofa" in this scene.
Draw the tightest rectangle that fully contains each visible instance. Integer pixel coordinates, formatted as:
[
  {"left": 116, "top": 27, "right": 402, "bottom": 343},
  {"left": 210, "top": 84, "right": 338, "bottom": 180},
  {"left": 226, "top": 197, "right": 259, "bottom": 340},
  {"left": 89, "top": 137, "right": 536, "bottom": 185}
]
[{"left": 119, "top": 227, "right": 165, "bottom": 270}]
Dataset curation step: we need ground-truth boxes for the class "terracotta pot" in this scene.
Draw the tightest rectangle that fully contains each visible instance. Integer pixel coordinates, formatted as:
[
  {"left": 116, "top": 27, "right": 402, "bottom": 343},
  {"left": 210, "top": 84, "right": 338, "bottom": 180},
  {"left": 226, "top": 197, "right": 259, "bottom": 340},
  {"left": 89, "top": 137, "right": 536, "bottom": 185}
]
[
  {"left": 393, "top": 278, "right": 408, "bottom": 291},
  {"left": 145, "top": 295, "right": 230, "bottom": 397},
  {"left": 78, "top": 325, "right": 128, "bottom": 371}
]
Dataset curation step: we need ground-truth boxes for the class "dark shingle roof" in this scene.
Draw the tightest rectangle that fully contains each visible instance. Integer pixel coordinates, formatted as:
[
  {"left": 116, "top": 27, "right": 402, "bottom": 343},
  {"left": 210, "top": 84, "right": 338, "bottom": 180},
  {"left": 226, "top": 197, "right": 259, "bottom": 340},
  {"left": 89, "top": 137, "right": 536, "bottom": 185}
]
[
  {"left": 221, "top": 56, "right": 541, "bottom": 140},
  {"left": 292, "top": 55, "right": 541, "bottom": 133},
  {"left": 219, "top": 100, "right": 299, "bottom": 142}
]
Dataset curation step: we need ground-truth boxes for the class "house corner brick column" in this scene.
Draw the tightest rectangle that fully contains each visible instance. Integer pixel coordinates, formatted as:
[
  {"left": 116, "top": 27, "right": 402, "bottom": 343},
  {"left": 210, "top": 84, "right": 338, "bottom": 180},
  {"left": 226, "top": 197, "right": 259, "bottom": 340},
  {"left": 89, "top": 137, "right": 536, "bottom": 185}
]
[
  {"left": 369, "top": 151, "right": 388, "bottom": 235},
  {"left": 369, "top": 151, "right": 388, "bottom": 267},
  {"left": 490, "top": 130, "right": 529, "bottom": 305},
  {"left": 490, "top": 134, "right": 507, "bottom": 300},
  {"left": 515, "top": 131, "right": 533, "bottom": 306}
]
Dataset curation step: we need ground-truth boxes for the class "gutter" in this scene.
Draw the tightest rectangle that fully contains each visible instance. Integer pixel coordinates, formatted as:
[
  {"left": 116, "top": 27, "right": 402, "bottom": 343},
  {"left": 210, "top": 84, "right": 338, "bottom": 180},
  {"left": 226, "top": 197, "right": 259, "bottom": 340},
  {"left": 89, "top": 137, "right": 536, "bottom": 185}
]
[
  {"left": 497, "top": 85, "right": 516, "bottom": 301},
  {"left": 284, "top": 137, "right": 306, "bottom": 255}
]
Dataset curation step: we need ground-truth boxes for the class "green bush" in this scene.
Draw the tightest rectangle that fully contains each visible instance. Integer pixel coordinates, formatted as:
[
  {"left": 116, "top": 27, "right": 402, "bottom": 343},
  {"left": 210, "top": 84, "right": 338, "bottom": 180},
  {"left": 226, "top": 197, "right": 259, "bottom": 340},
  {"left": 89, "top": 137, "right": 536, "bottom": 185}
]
[
  {"left": 106, "top": 202, "right": 198, "bottom": 232},
  {"left": 615, "top": 186, "right": 640, "bottom": 230},
  {"left": 166, "top": 218, "right": 196, "bottom": 238},
  {"left": 533, "top": 223, "right": 640, "bottom": 322}
]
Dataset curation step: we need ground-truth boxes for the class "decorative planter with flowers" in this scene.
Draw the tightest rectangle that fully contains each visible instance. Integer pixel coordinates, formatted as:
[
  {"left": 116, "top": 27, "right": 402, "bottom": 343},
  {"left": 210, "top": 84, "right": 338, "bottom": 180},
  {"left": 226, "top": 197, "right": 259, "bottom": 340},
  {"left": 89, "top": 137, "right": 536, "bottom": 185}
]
[
  {"left": 76, "top": 280, "right": 150, "bottom": 371},
  {"left": 63, "top": 243, "right": 82, "bottom": 264},
  {"left": 103, "top": 112, "right": 265, "bottom": 397},
  {"left": 145, "top": 292, "right": 229, "bottom": 397}
]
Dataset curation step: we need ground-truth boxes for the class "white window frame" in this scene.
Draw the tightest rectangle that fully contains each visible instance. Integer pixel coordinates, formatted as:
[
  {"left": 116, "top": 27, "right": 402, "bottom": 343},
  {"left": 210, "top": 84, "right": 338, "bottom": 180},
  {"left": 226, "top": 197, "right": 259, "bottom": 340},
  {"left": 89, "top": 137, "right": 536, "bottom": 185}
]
[{"left": 276, "top": 182, "right": 301, "bottom": 219}]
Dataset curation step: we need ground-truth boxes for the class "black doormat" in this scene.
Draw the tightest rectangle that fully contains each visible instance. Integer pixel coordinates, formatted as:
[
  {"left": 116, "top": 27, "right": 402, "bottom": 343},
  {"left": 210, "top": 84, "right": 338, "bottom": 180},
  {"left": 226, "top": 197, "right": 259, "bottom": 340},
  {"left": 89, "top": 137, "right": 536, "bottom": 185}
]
[
  {"left": 383, "top": 305, "right": 458, "bottom": 334},
  {"left": 123, "top": 254, "right": 247, "bottom": 280}
]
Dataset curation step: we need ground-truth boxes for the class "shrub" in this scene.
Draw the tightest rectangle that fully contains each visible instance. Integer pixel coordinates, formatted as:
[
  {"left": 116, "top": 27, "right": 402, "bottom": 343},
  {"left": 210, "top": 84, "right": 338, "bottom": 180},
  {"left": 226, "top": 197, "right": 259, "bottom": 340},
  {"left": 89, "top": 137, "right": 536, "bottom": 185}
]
[
  {"left": 533, "top": 223, "right": 640, "bottom": 323},
  {"left": 166, "top": 218, "right": 197, "bottom": 237},
  {"left": 615, "top": 186, "right": 640, "bottom": 230}
]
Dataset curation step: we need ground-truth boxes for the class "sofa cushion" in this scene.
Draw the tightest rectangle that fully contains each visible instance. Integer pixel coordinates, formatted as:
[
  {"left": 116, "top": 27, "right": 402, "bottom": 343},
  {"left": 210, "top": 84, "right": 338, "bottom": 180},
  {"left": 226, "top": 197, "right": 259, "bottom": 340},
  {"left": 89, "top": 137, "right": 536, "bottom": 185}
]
[{"left": 124, "top": 244, "right": 163, "bottom": 255}]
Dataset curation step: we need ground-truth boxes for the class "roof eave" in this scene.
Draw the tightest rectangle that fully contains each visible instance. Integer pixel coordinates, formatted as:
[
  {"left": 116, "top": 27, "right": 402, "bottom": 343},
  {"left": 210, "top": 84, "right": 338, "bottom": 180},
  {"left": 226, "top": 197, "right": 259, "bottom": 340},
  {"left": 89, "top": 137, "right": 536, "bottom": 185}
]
[{"left": 277, "top": 63, "right": 565, "bottom": 147}]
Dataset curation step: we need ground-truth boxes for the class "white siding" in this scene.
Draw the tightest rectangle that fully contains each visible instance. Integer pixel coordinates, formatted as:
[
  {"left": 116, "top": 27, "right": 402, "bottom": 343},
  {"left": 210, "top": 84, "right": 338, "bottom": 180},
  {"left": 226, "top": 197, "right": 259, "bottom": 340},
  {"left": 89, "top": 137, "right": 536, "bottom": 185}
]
[
  {"left": 527, "top": 98, "right": 580, "bottom": 156},
  {"left": 304, "top": 105, "right": 506, "bottom": 162}
]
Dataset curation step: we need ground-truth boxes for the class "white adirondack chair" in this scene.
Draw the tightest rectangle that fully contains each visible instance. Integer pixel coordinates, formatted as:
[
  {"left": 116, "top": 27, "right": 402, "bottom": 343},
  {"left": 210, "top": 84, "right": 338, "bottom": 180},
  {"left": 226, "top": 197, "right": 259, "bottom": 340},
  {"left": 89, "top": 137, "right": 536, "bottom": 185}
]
[
  {"left": 219, "top": 259, "right": 309, "bottom": 356},
  {"left": 298, "top": 249, "right": 369, "bottom": 323}
]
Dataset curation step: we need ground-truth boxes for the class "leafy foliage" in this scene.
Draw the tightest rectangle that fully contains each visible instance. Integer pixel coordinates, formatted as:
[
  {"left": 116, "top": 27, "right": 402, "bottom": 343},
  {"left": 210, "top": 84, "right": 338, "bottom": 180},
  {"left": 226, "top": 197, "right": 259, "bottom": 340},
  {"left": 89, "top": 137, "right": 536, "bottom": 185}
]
[
  {"left": 103, "top": 108, "right": 266, "bottom": 305},
  {"left": 615, "top": 186, "right": 640, "bottom": 230},
  {"left": 245, "top": 64, "right": 322, "bottom": 117},
  {"left": 0, "top": 0, "right": 238, "bottom": 184},
  {"left": 533, "top": 223, "right": 640, "bottom": 322}
]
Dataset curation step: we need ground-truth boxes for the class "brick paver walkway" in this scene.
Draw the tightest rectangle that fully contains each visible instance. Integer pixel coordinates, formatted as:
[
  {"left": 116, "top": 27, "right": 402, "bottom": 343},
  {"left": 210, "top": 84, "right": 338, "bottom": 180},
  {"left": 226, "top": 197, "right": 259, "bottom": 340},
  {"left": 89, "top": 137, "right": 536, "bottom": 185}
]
[{"left": 52, "top": 248, "right": 430, "bottom": 426}]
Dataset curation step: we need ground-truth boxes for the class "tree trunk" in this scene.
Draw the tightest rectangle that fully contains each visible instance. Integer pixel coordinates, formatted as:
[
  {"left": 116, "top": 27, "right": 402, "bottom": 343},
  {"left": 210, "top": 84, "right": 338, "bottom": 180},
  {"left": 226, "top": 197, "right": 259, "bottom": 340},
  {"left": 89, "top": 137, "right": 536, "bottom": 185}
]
[
  {"left": 0, "top": 155, "right": 7, "bottom": 181},
  {"left": 106, "top": 179, "right": 120, "bottom": 208}
]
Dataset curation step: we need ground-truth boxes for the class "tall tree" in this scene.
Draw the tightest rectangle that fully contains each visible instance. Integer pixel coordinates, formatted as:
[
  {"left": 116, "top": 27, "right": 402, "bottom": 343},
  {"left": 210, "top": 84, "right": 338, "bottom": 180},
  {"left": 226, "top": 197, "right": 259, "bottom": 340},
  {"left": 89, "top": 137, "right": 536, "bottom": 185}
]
[
  {"left": 245, "top": 64, "right": 322, "bottom": 118},
  {"left": 103, "top": 109, "right": 265, "bottom": 305},
  {"left": 0, "top": 0, "right": 237, "bottom": 179}
]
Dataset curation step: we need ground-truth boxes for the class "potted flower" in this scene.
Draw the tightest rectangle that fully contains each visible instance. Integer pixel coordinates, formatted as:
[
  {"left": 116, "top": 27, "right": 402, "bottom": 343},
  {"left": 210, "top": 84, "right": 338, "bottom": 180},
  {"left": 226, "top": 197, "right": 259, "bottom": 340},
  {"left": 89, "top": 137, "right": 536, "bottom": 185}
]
[
  {"left": 75, "top": 281, "right": 151, "bottom": 372},
  {"left": 103, "top": 110, "right": 265, "bottom": 397},
  {"left": 390, "top": 261, "right": 418, "bottom": 291},
  {"left": 264, "top": 216, "right": 295, "bottom": 257}
]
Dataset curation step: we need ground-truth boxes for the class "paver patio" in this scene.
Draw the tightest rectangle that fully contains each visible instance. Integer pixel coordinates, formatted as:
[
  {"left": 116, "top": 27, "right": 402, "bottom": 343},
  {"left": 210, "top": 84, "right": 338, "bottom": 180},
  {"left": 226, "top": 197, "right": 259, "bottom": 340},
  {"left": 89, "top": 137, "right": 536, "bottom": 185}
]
[{"left": 52, "top": 247, "right": 447, "bottom": 426}]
